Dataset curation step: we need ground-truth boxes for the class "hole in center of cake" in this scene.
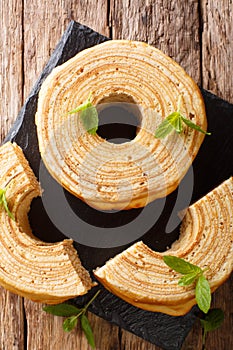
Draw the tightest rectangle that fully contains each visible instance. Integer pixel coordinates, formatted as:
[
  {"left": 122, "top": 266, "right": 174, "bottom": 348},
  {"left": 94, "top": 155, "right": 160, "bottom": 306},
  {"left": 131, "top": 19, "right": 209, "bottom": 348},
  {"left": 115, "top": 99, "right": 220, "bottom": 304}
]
[{"left": 96, "top": 93, "right": 141, "bottom": 144}]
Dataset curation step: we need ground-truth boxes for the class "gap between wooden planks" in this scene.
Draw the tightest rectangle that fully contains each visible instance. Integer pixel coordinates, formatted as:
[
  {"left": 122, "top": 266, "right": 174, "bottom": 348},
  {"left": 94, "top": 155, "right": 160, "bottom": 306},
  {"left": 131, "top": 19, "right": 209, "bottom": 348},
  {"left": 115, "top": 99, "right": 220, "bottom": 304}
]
[{"left": 0, "top": 1, "right": 232, "bottom": 349}]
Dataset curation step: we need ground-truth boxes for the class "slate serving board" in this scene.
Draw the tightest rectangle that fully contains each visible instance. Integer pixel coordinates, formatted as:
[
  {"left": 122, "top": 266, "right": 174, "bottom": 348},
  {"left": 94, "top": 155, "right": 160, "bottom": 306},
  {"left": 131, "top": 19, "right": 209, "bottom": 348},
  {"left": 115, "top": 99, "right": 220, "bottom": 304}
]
[{"left": 4, "top": 21, "right": 233, "bottom": 350}]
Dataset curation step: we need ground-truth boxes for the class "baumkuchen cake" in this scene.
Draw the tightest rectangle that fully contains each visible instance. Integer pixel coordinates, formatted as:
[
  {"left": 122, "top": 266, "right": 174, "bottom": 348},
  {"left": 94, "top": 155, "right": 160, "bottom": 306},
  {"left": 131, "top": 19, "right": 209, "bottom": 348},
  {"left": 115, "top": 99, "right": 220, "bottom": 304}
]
[
  {"left": 0, "top": 142, "right": 95, "bottom": 304},
  {"left": 94, "top": 177, "right": 233, "bottom": 315},
  {"left": 36, "top": 40, "right": 207, "bottom": 210}
]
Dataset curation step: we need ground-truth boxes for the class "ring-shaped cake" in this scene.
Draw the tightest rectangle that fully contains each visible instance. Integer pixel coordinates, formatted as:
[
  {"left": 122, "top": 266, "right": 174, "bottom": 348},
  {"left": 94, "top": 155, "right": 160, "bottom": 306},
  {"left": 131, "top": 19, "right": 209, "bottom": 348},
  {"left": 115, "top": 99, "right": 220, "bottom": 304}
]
[{"left": 36, "top": 40, "right": 207, "bottom": 210}]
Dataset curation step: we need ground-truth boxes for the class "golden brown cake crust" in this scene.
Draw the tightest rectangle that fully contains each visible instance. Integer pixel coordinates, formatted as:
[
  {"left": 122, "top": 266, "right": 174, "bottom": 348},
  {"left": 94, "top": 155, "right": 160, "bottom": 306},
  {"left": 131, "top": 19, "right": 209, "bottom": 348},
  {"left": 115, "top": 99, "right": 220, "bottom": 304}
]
[
  {"left": 94, "top": 177, "right": 233, "bottom": 315},
  {"left": 0, "top": 142, "right": 95, "bottom": 304},
  {"left": 36, "top": 40, "right": 207, "bottom": 210}
]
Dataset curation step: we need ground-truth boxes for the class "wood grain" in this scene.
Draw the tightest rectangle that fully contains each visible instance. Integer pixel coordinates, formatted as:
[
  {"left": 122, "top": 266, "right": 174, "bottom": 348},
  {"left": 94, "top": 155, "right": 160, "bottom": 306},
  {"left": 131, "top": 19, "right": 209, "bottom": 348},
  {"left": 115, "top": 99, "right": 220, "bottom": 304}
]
[
  {"left": 200, "top": 2, "right": 233, "bottom": 348},
  {"left": 0, "top": 289, "right": 24, "bottom": 350},
  {"left": 0, "top": 1, "right": 24, "bottom": 349},
  {"left": 24, "top": 302, "right": 120, "bottom": 350},
  {"left": 0, "top": 0, "right": 23, "bottom": 140},
  {"left": 23, "top": 0, "right": 110, "bottom": 97},
  {"left": 201, "top": 0, "right": 233, "bottom": 103},
  {"left": 0, "top": 0, "right": 232, "bottom": 349},
  {"left": 111, "top": 0, "right": 201, "bottom": 83}
]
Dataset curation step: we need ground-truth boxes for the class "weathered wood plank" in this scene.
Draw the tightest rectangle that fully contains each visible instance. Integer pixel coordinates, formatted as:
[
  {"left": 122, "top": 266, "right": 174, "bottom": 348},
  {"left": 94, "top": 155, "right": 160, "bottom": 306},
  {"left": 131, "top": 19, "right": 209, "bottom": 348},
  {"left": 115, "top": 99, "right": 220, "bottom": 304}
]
[
  {"left": 0, "top": 0, "right": 24, "bottom": 139},
  {"left": 111, "top": 0, "right": 201, "bottom": 84},
  {"left": 0, "top": 1, "right": 24, "bottom": 349},
  {"left": 0, "top": 288, "right": 24, "bottom": 350},
  {"left": 200, "top": 2, "right": 233, "bottom": 349},
  {"left": 23, "top": 0, "right": 110, "bottom": 97},
  {"left": 22, "top": 2, "right": 119, "bottom": 350},
  {"left": 202, "top": 0, "right": 233, "bottom": 103},
  {"left": 25, "top": 302, "right": 120, "bottom": 350}
]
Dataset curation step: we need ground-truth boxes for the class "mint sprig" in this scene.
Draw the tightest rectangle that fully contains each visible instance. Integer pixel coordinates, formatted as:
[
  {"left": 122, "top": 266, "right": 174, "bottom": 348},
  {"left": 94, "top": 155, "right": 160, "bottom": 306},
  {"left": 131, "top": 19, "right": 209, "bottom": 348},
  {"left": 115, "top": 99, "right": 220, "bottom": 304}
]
[
  {"left": 43, "top": 290, "right": 101, "bottom": 348},
  {"left": 68, "top": 93, "right": 99, "bottom": 135},
  {"left": 163, "top": 256, "right": 211, "bottom": 313},
  {"left": 155, "top": 95, "right": 211, "bottom": 138},
  {"left": 200, "top": 308, "right": 224, "bottom": 349},
  {"left": 0, "top": 188, "right": 15, "bottom": 220}
]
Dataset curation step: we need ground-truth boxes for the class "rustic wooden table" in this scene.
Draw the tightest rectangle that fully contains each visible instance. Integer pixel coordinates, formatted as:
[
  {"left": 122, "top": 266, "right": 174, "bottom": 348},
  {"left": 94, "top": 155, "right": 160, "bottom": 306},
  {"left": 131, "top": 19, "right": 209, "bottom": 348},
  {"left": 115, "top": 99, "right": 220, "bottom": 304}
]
[{"left": 0, "top": 1, "right": 232, "bottom": 349}]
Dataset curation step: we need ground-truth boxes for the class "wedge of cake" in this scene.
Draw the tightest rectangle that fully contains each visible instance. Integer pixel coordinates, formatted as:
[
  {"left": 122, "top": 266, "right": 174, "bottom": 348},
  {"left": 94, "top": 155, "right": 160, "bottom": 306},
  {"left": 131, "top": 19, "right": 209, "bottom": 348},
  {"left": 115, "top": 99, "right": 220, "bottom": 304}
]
[
  {"left": 94, "top": 177, "right": 233, "bottom": 315},
  {"left": 0, "top": 142, "right": 95, "bottom": 304}
]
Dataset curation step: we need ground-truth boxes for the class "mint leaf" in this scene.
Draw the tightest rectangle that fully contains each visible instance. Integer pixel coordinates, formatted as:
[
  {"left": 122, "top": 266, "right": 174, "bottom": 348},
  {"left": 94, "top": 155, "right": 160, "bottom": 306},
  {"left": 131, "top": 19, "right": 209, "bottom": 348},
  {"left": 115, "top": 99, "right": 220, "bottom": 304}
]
[
  {"left": 163, "top": 256, "right": 202, "bottom": 275},
  {"left": 155, "top": 119, "right": 174, "bottom": 138},
  {"left": 81, "top": 314, "right": 95, "bottom": 349},
  {"left": 181, "top": 116, "right": 211, "bottom": 135},
  {"left": 68, "top": 93, "right": 92, "bottom": 114},
  {"left": 154, "top": 95, "right": 211, "bottom": 138},
  {"left": 178, "top": 272, "right": 200, "bottom": 286},
  {"left": 67, "top": 93, "right": 99, "bottom": 134},
  {"left": 167, "top": 112, "right": 183, "bottom": 133},
  {"left": 154, "top": 112, "right": 182, "bottom": 138},
  {"left": 195, "top": 274, "right": 211, "bottom": 314},
  {"left": 80, "top": 105, "right": 98, "bottom": 135},
  {"left": 43, "top": 303, "right": 81, "bottom": 317},
  {"left": 200, "top": 308, "right": 224, "bottom": 332},
  {"left": 163, "top": 256, "right": 212, "bottom": 315},
  {"left": 63, "top": 315, "right": 78, "bottom": 332},
  {"left": 67, "top": 101, "right": 92, "bottom": 114},
  {"left": 0, "top": 188, "right": 14, "bottom": 220},
  {"left": 200, "top": 308, "right": 224, "bottom": 346}
]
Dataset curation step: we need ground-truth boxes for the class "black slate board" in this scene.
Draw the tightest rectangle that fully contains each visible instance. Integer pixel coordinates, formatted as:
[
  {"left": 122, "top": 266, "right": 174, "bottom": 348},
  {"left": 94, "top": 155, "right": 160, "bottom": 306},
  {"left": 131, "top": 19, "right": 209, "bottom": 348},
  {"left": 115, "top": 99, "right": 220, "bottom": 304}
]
[{"left": 4, "top": 21, "right": 233, "bottom": 350}]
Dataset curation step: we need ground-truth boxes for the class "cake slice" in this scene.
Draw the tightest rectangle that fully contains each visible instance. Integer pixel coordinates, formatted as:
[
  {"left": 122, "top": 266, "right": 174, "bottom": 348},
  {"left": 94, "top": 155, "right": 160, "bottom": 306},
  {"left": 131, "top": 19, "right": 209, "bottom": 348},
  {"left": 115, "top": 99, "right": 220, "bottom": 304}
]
[
  {"left": 94, "top": 177, "right": 233, "bottom": 315},
  {"left": 0, "top": 142, "right": 95, "bottom": 304}
]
